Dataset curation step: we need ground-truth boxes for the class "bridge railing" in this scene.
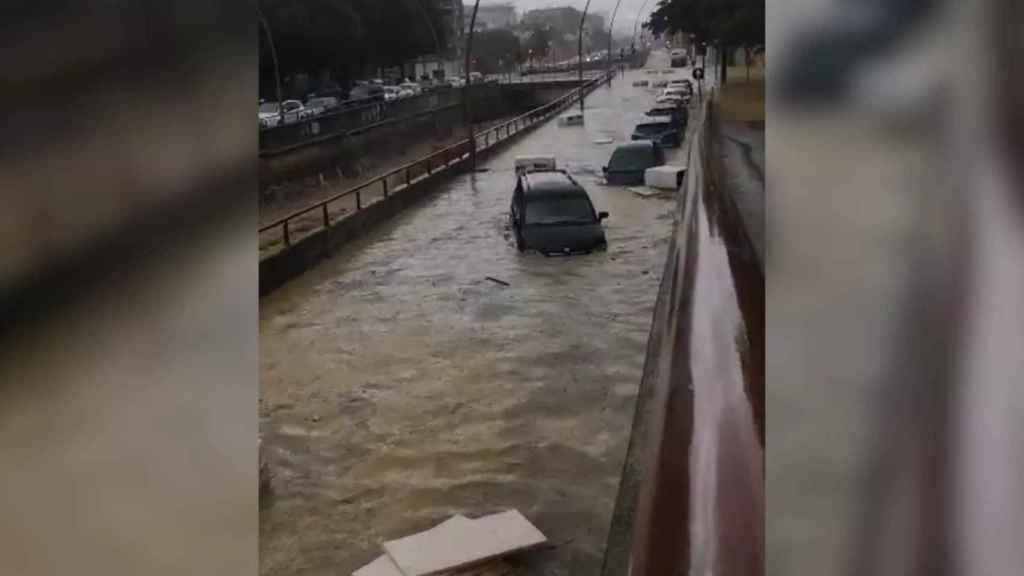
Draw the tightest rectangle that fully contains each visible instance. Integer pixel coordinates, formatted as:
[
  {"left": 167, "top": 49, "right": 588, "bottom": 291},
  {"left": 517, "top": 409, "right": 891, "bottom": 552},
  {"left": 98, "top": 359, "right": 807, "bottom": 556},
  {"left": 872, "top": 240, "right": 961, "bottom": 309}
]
[{"left": 258, "top": 71, "right": 612, "bottom": 257}]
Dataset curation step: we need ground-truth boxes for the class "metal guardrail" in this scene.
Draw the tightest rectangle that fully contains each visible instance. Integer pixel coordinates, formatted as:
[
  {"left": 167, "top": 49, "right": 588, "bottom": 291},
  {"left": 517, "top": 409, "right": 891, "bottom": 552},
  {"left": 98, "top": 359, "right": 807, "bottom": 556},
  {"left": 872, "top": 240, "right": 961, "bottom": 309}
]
[{"left": 258, "top": 71, "right": 612, "bottom": 256}]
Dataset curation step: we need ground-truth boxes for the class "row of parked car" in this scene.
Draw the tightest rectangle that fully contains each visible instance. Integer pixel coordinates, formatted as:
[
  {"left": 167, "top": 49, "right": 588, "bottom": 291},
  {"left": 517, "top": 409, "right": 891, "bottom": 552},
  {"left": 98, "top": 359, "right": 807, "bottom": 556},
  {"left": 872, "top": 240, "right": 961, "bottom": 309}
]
[
  {"left": 259, "top": 73, "right": 492, "bottom": 129},
  {"left": 601, "top": 78, "right": 695, "bottom": 184},
  {"left": 509, "top": 75, "right": 692, "bottom": 255}
]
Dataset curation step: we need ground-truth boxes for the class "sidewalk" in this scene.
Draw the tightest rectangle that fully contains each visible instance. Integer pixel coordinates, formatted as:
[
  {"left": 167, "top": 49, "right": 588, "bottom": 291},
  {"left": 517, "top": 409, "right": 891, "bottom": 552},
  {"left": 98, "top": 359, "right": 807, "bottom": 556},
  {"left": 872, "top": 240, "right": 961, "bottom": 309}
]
[{"left": 716, "top": 68, "right": 765, "bottom": 265}]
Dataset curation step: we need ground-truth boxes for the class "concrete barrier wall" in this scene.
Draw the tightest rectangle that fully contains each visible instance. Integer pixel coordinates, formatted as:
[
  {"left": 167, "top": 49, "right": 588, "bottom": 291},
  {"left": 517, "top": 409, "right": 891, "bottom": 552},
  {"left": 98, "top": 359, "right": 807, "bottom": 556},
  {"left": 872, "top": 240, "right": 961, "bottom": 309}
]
[{"left": 601, "top": 97, "right": 764, "bottom": 576}]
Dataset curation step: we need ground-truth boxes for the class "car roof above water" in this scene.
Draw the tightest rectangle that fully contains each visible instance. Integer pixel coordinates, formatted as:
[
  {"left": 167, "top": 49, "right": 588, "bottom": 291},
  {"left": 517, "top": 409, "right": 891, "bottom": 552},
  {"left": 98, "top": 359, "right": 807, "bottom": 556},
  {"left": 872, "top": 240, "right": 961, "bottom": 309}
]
[
  {"left": 520, "top": 170, "right": 585, "bottom": 197},
  {"left": 638, "top": 116, "right": 675, "bottom": 125}
]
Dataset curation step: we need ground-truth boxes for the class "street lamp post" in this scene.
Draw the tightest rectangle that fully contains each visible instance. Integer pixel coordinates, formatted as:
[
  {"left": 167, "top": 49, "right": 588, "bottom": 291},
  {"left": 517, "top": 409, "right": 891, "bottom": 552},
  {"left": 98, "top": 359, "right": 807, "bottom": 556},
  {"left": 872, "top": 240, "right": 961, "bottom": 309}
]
[
  {"left": 257, "top": 6, "right": 284, "bottom": 126},
  {"left": 630, "top": 0, "right": 652, "bottom": 66},
  {"left": 464, "top": 0, "right": 481, "bottom": 169},
  {"left": 409, "top": 0, "right": 443, "bottom": 81},
  {"left": 578, "top": 0, "right": 593, "bottom": 114},
  {"left": 607, "top": 0, "right": 624, "bottom": 81}
]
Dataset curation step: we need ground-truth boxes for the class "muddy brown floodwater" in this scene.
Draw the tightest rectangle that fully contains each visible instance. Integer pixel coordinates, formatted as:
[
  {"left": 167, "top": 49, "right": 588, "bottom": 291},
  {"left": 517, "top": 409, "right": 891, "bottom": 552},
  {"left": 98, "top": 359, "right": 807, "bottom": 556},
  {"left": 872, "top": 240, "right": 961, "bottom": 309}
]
[{"left": 260, "top": 51, "right": 695, "bottom": 576}]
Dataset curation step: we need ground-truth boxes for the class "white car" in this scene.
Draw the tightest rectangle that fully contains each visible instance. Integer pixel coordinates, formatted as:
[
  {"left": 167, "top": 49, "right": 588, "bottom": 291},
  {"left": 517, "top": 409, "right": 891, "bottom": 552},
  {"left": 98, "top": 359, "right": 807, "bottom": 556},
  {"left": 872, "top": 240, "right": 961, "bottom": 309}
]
[
  {"left": 398, "top": 81, "right": 422, "bottom": 96},
  {"left": 662, "top": 86, "right": 692, "bottom": 101},
  {"left": 258, "top": 100, "right": 310, "bottom": 127},
  {"left": 397, "top": 88, "right": 415, "bottom": 99},
  {"left": 667, "top": 79, "right": 693, "bottom": 92},
  {"left": 382, "top": 86, "right": 401, "bottom": 102},
  {"left": 655, "top": 94, "right": 686, "bottom": 108}
]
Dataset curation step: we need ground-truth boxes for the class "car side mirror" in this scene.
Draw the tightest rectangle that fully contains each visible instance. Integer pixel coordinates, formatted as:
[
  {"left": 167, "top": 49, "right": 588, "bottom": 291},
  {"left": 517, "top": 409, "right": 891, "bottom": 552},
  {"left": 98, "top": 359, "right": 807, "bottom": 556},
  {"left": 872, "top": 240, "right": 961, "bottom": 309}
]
[
  {"left": 602, "top": 166, "right": 608, "bottom": 173},
  {"left": 598, "top": 211, "right": 609, "bottom": 221}
]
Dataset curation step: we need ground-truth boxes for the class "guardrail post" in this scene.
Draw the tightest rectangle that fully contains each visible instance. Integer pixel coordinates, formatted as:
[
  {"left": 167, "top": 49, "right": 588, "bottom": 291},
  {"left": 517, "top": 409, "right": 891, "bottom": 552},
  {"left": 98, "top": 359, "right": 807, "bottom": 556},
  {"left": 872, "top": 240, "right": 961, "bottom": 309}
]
[
  {"left": 283, "top": 221, "right": 291, "bottom": 247},
  {"left": 356, "top": 189, "right": 362, "bottom": 210},
  {"left": 383, "top": 177, "right": 389, "bottom": 198},
  {"left": 406, "top": 167, "right": 411, "bottom": 186},
  {"left": 322, "top": 204, "right": 330, "bottom": 228}
]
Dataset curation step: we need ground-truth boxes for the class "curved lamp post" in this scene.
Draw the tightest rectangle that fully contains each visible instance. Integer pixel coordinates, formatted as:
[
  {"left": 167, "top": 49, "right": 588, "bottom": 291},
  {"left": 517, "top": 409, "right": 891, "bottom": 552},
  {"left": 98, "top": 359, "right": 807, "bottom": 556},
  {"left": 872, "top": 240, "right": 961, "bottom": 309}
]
[
  {"left": 631, "top": 0, "right": 652, "bottom": 52},
  {"left": 607, "top": 0, "right": 624, "bottom": 78},
  {"left": 577, "top": 0, "right": 594, "bottom": 114},
  {"left": 257, "top": 6, "right": 284, "bottom": 125},
  {"left": 408, "top": 0, "right": 442, "bottom": 80},
  {"left": 464, "top": 0, "right": 481, "bottom": 168}
]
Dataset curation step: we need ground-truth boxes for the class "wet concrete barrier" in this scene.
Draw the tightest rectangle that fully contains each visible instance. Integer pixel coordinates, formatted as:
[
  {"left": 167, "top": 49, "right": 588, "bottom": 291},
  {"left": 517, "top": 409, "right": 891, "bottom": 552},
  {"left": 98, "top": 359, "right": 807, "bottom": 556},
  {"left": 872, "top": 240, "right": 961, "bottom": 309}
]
[
  {"left": 601, "top": 96, "right": 764, "bottom": 576},
  {"left": 259, "top": 74, "right": 612, "bottom": 296}
]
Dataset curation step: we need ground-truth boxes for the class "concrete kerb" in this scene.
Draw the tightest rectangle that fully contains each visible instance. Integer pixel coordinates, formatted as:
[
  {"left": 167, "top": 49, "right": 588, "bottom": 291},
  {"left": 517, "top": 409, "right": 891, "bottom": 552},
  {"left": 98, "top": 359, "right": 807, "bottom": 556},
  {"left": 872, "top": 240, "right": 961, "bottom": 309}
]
[{"left": 259, "top": 75, "right": 608, "bottom": 296}]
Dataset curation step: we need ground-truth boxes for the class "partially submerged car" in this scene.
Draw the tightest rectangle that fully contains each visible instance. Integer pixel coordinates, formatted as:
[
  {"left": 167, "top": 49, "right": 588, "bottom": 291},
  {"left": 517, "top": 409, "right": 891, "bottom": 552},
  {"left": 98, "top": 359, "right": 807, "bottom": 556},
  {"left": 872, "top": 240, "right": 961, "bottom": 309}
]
[
  {"left": 655, "top": 94, "right": 687, "bottom": 110},
  {"left": 631, "top": 117, "right": 682, "bottom": 148},
  {"left": 646, "top": 105, "right": 689, "bottom": 129},
  {"left": 510, "top": 157, "right": 608, "bottom": 255},
  {"left": 603, "top": 141, "right": 666, "bottom": 186}
]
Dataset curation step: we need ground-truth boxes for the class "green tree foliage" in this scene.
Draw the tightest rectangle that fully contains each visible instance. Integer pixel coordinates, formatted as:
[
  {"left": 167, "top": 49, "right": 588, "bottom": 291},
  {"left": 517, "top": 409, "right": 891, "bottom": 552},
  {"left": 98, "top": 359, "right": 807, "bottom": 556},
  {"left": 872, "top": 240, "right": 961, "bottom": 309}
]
[
  {"left": 645, "top": 0, "right": 763, "bottom": 81},
  {"left": 259, "top": 0, "right": 448, "bottom": 94},
  {"left": 472, "top": 29, "right": 521, "bottom": 74},
  {"left": 523, "top": 26, "right": 554, "bottom": 62}
]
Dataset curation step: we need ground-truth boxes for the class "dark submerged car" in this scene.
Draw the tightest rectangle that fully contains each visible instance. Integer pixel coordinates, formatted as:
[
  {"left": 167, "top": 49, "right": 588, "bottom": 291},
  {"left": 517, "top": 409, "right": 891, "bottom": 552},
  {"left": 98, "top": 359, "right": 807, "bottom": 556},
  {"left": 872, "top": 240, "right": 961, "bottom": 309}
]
[
  {"left": 631, "top": 117, "right": 682, "bottom": 148},
  {"left": 510, "top": 170, "right": 608, "bottom": 255},
  {"left": 603, "top": 141, "right": 666, "bottom": 186},
  {"left": 647, "top": 105, "right": 689, "bottom": 130}
]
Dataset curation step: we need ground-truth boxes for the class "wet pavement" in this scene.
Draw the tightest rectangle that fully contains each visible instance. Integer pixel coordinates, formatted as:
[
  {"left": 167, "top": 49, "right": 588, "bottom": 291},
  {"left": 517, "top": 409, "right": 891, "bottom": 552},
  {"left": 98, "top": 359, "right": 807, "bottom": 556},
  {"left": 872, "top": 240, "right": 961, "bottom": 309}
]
[
  {"left": 260, "top": 51, "right": 697, "bottom": 576},
  {"left": 720, "top": 122, "right": 765, "bottom": 264}
]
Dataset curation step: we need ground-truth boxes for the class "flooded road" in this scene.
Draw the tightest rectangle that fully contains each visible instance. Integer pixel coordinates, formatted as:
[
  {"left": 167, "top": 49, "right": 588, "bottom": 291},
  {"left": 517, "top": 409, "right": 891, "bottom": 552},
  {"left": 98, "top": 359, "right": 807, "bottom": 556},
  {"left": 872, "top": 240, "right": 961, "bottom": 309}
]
[{"left": 260, "top": 51, "right": 696, "bottom": 576}]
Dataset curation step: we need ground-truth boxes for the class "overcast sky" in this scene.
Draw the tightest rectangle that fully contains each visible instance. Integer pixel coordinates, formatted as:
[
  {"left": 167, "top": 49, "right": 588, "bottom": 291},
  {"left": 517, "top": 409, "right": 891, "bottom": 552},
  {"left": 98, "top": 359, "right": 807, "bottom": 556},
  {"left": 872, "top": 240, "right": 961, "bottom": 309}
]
[{"left": 488, "top": 0, "right": 655, "bottom": 36}]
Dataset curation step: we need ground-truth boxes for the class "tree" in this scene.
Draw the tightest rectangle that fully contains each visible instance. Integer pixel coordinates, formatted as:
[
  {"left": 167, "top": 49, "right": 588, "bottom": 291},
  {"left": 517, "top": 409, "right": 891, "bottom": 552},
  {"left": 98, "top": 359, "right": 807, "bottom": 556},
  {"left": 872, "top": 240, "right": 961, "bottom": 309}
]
[
  {"left": 645, "top": 0, "right": 763, "bottom": 84},
  {"left": 523, "top": 26, "right": 554, "bottom": 64},
  {"left": 473, "top": 29, "right": 521, "bottom": 74},
  {"left": 258, "top": 0, "right": 449, "bottom": 96}
]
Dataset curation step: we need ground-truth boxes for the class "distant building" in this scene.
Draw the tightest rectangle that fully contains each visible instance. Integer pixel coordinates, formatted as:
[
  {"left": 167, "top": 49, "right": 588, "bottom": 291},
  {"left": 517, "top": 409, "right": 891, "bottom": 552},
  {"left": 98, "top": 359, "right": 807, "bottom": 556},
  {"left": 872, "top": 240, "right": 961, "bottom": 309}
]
[
  {"left": 439, "top": 0, "right": 465, "bottom": 55},
  {"left": 520, "top": 7, "right": 604, "bottom": 35},
  {"left": 464, "top": 3, "right": 517, "bottom": 32}
]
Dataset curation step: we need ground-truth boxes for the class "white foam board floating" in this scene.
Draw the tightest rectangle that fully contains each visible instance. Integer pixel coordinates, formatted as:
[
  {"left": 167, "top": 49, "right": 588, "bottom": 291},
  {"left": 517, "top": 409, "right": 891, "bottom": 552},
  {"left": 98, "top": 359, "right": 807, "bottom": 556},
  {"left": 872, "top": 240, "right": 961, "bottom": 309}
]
[
  {"left": 628, "top": 187, "right": 662, "bottom": 198},
  {"left": 558, "top": 112, "right": 584, "bottom": 126},
  {"left": 644, "top": 165, "right": 687, "bottom": 190},
  {"left": 382, "top": 510, "right": 547, "bottom": 576},
  {"left": 514, "top": 156, "right": 556, "bottom": 173}
]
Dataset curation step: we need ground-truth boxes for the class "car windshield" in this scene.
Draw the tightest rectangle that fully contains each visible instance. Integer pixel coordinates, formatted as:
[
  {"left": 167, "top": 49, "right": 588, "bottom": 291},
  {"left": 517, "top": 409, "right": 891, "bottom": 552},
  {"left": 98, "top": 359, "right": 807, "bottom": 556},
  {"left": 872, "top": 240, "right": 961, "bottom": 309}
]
[
  {"left": 259, "top": 102, "right": 279, "bottom": 114},
  {"left": 524, "top": 195, "right": 595, "bottom": 225},
  {"left": 635, "top": 123, "right": 671, "bottom": 135},
  {"left": 609, "top": 146, "right": 655, "bottom": 171}
]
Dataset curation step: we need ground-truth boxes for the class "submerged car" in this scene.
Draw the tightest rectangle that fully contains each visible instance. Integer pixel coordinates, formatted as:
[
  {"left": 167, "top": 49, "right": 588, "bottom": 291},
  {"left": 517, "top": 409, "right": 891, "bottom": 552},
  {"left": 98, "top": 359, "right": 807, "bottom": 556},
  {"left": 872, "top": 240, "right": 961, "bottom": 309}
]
[
  {"left": 646, "top": 105, "right": 689, "bottom": 129},
  {"left": 631, "top": 117, "right": 682, "bottom": 148},
  {"left": 510, "top": 157, "right": 608, "bottom": 255},
  {"left": 603, "top": 141, "right": 666, "bottom": 185}
]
